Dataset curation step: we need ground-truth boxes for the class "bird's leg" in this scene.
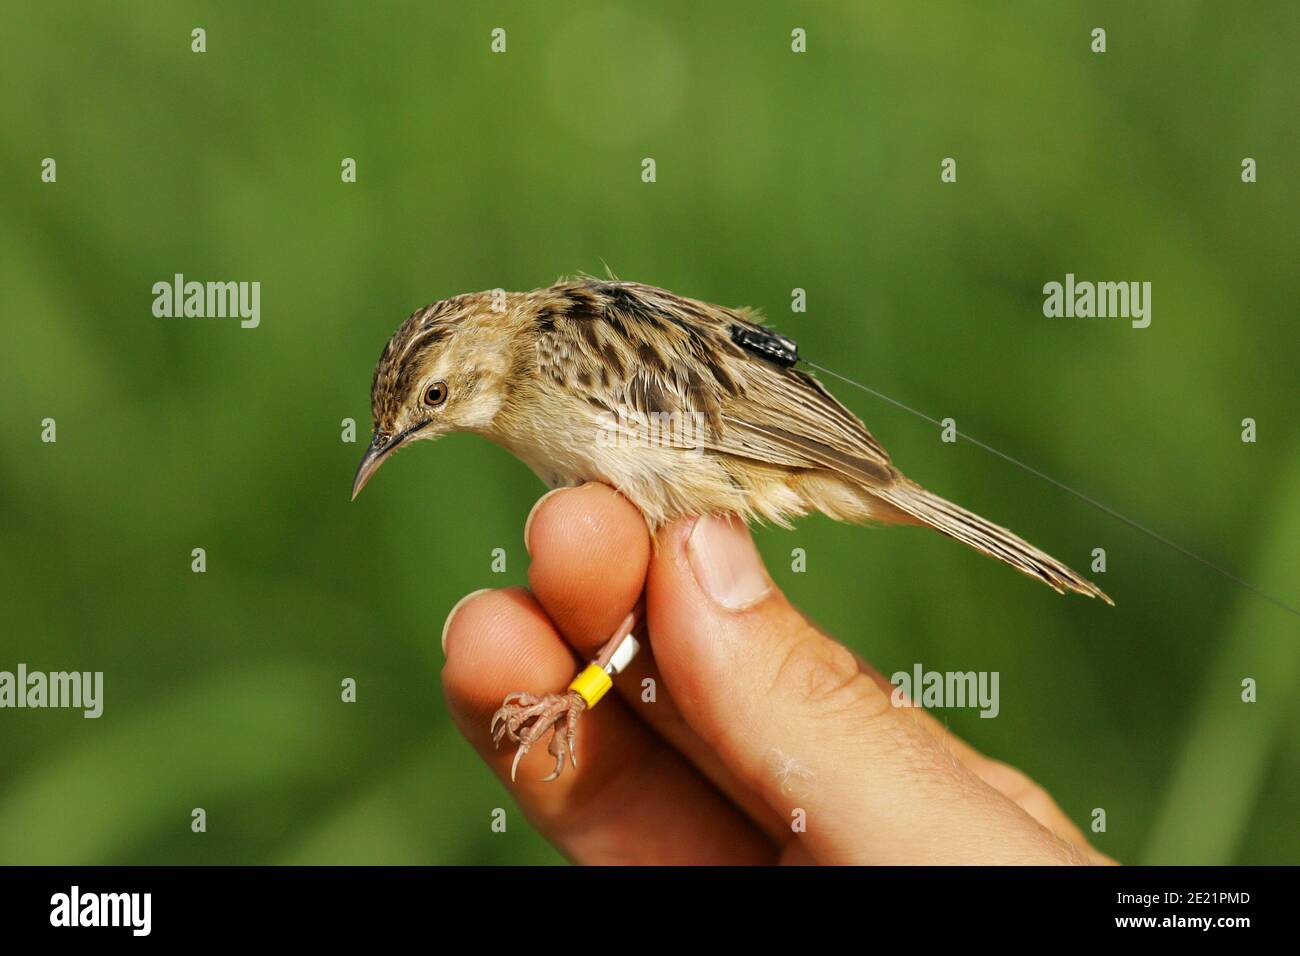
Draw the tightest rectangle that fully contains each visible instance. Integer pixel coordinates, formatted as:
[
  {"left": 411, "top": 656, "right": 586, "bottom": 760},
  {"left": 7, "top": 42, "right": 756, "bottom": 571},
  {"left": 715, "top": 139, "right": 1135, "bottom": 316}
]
[{"left": 490, "top": 603, "right": 644, "bottom": 782}]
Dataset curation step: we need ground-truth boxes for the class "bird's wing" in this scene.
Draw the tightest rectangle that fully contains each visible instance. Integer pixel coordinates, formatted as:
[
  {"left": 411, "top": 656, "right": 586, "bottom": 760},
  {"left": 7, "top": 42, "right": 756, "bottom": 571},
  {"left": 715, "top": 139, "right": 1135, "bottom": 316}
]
[{"left": 533, "top": 280, "right": 896, "bottom": 486}]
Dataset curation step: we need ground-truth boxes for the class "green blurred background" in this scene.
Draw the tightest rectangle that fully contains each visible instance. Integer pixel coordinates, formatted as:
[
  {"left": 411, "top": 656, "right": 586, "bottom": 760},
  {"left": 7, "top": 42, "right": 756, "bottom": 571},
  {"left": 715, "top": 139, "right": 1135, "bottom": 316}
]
[{"left": 1, "top": 1, "right": 1296, "bottom": 865}]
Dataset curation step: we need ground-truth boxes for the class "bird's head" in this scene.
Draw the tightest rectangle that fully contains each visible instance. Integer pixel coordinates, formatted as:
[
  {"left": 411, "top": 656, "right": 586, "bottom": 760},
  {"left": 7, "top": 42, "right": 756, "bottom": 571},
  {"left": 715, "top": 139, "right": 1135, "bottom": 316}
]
[{"left": 351, "top": 291, "right": 520, "bottom": 500}]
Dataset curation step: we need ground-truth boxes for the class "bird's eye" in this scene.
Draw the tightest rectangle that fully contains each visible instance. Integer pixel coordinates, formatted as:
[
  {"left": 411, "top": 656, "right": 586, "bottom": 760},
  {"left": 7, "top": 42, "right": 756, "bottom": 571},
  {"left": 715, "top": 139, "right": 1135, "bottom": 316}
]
[{"left": 423, "top": 381, "right": 449, "bottom": 407}]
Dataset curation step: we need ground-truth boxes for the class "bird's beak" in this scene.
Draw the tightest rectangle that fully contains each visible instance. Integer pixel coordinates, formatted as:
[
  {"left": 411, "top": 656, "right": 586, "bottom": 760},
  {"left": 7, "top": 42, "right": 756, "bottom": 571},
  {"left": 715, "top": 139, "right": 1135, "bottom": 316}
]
[{"left": 350, "top": 421, "right": 431, "bottom": 501}]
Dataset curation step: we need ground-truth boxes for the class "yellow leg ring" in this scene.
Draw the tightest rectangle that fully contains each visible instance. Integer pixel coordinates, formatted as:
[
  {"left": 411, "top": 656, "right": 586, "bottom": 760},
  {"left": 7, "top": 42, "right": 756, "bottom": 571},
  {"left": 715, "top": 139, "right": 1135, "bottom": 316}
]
[{"left": 568, "top": 663, "right": 613, "bottom": 708}]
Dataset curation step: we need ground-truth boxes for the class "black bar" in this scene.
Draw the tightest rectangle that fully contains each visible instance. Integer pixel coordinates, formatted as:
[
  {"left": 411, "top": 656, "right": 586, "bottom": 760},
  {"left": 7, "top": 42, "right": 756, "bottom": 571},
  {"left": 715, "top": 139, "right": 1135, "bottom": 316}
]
[{"left": 0, "top": 865, "right": 1279, "bottom": 941}]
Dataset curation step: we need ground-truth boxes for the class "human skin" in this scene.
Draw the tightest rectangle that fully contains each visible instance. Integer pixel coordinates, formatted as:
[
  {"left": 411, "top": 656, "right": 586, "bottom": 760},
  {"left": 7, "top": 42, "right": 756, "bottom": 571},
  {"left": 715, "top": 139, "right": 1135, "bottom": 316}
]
[{"left": 440, "top": 482, "right": 1113, "bottom": 865}]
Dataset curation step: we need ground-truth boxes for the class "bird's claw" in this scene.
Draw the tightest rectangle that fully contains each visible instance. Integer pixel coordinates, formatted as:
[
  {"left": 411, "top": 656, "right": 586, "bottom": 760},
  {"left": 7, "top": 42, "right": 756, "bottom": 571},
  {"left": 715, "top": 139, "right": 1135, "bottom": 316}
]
[
  {"left": 490, "top": 690, "right": 586, "bottom": 782},
  {"left": 491, "top": 692, "right": 543, "bottom": 745}
]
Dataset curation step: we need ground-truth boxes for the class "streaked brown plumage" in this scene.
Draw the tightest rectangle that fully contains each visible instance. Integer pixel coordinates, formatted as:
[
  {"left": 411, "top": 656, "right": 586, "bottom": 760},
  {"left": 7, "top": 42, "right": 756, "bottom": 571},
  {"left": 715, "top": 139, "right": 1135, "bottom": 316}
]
[
  {"left": 357, "top": 277, "right": 1110, "bottom": 602},
  {"left": 353, "top": 277, "right": 1111, "bottom": 779}
]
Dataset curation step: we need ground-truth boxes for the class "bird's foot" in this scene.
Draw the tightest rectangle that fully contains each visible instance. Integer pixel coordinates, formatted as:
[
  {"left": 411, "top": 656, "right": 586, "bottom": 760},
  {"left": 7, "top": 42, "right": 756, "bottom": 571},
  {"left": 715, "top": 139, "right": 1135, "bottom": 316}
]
[{"left": 491, "top": 690, "right": 587, "bottom": 782}]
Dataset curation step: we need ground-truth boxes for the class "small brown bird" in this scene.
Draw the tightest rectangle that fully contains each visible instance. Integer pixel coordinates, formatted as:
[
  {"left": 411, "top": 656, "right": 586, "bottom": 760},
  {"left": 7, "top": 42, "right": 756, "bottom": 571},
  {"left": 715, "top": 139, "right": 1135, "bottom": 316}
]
[{"left": 353, "top": 278, "right": 1110, "bottom": 781}]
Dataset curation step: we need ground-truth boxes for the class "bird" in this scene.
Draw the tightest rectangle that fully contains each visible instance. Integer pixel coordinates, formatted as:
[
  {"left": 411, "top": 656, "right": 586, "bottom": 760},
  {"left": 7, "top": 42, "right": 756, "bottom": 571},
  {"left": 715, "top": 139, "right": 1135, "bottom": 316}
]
[{"left": 352, "top": 277, "right": 1111, "bottom": 781}]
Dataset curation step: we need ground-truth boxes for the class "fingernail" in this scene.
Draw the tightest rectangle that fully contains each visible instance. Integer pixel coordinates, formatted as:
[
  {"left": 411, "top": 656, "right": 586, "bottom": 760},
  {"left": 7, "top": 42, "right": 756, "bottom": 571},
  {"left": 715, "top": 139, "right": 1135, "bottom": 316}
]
[
  {"left": 687, "top": 515, "right": 770, "bottom": 610},
  {"left": 523, "top": 488, "right": 567, "bottom": 556},
  {"left": 441, "top": 588, "right": 492, "bottom": 655}
]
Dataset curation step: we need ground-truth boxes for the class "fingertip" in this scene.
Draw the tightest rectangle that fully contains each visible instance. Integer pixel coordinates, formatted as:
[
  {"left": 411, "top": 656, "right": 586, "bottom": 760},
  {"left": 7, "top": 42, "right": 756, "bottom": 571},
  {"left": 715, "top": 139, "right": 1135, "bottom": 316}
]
[
  {"left": 526, "top": 482, "right": 651, "bottom": 652},
  {"left": 528, "top": 482, "right": 649, "bottom": 560},
  {"left": 524, "top": 487, "right": 567, "bottom": 556},
  {"left": 645, "top": 515, "right": 786, "bottom": 676},
  {"left": 441, "top": 587, "right": 493, "bottom": 655},
  {"left": 686, "top": 514, "right": 772, "bottom": 610},
  {"left": 440, "top": 588, "right": 574, "bottom": 718}
]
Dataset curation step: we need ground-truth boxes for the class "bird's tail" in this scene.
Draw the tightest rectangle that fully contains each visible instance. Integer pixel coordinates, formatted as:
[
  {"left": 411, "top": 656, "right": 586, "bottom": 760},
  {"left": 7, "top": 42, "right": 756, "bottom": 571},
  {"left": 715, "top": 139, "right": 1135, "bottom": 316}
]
[{"left": 873, "top": 480, "right": 1113, "bottom": 604}]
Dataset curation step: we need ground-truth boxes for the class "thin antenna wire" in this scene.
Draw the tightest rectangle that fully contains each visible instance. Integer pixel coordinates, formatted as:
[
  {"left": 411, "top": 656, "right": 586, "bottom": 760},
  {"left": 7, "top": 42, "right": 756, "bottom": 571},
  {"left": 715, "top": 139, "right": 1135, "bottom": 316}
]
[{"left": 804, "top": 360, "right": 1298, "bottom": 618}]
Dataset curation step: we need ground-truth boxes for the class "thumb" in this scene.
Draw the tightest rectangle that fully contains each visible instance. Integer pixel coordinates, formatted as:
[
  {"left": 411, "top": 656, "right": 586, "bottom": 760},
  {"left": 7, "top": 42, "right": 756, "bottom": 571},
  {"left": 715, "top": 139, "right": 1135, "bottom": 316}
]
[{"left": 645, "top": 515, "right": 1078, "bottom": 865}]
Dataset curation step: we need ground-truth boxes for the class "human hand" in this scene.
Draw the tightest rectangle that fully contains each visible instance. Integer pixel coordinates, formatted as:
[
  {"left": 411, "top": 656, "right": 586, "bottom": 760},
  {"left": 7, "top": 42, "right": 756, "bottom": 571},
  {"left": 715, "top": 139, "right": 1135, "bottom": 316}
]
[{"left": 441, "top": 482, "right": 1112, "bottom": 865}]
